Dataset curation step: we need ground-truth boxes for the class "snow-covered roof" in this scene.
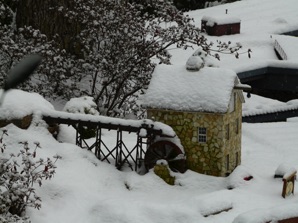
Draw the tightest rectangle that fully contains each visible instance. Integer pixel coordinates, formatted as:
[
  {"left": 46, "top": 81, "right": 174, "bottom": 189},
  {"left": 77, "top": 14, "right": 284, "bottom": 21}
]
[
  {"left": 141, "top": 65, "right": 239, "bottom": 113},
  {"left": 202, "top": 15, "right": 241, "bottom": 26},
  {"left": 242, "top": 94, "right": 298, "bottom": 117},
  {"left": 274, "top": 35, "right": 298, "bottom": 61}
]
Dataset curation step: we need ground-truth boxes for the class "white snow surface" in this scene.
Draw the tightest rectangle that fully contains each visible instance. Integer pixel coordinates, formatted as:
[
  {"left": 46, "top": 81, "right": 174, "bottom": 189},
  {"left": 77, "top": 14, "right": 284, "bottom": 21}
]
[
  {"left": 43, "top": 110, "right": 176, "bottom": 138},
  {"left": 2, "top": 0, "right": 298, "bottom": 222},
  {"left": 0, "top": 89, "right": 54, "bottom": 119},
  {"left": 275, "top": 163, "right": 296, "bottom": 178},
  {"left": 2, "top": 95, "right": 298, "bottom": 223},
  {"left": 274, "top": 35, "right": 298, "bottom": 61},
  {"left": 63, "top": 96, "right": 99, "bottom": 115},
  {"left": 168, "top": 0, "right": 298, "bottom": 73},
  {"left": 233, "top": 203, "right": 298, "bottom": 223},
  {"left": 142, "top": 65, "right": 237, "bottom": 113},
  {"left": 242, "top": 94, "right": 298, "bottom": 117}
]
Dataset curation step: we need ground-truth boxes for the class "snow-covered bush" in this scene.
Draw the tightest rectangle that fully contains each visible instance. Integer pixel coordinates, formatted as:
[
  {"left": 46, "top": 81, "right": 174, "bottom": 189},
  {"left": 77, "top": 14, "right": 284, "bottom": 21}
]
[
  {"left": 63, "top": 96, "right": 99, "bottom": 139},
  {"left": 0, "top": 130, "right": 61, "bottom": 220},
  {"left": 0, "top": 213, "right": 30, "bottom": 223},
  {"left": 186, "top": 47, "right": 219, "bottom": 71},
  {"left": 63, "top": 96, "right": 99, "bottom": 116},
  {"left": 0, "top": 2, "right": 13, "bottom": 25}
]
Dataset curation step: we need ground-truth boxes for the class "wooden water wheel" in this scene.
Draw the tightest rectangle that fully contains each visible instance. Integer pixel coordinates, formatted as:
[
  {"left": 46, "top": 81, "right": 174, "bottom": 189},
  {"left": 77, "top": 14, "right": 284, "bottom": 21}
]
[{"left": 144, "top": 140, "right": 187, "bottom": 173}]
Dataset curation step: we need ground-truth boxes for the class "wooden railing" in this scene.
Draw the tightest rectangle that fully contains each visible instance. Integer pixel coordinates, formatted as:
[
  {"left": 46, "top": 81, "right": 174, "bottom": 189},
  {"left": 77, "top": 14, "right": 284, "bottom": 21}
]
[{"left": 42, "top": 111, "right": 175, "bottom": 172}]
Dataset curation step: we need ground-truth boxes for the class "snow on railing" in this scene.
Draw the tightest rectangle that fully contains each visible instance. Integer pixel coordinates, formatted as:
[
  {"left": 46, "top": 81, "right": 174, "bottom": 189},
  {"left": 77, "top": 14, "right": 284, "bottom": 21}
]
[{"left": 41, "top": 110, "right": 176, "bottom": 138}]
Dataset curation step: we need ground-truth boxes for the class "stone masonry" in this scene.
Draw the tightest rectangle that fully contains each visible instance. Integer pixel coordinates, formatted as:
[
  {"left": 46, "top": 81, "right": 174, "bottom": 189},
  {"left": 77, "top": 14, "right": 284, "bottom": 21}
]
[{"left": 147, "top": 91, "right": 242, "bottom": 177}]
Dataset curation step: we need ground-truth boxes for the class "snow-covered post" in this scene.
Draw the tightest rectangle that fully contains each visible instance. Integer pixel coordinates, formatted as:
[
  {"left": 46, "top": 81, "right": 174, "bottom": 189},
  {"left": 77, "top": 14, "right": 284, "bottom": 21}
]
[
  {"left": 282, "top": 170, "right": 297, "bottom": 198},
  {"left": 153, "top": 160, "right": 175, "bottom": 185}
]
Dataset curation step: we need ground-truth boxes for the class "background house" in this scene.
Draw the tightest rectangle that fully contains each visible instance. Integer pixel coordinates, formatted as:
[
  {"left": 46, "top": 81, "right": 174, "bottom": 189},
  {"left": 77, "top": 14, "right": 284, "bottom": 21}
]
[
  {"left": 201, "top": 15, "right": 241, "bottom": 36},
  {"left": 142, "top": 62, "right": 245, "bottom": 176}
]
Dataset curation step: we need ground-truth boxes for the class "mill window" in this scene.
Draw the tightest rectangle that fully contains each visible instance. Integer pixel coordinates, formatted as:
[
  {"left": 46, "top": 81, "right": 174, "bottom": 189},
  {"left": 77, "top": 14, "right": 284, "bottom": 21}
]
[{"left": 198, "top": 127, "right": 207, "bottom": 143}]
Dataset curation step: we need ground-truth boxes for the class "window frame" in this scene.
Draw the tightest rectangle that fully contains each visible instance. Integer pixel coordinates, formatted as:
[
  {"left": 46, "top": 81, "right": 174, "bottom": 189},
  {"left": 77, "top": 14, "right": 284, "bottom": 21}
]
[{"left": 198, "top": 127, "right": 207, "bottom": 143}]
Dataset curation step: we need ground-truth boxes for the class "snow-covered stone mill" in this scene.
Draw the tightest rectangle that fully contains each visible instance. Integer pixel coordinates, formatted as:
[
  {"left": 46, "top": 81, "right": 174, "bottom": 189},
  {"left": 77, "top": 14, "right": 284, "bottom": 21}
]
[{"left": 142, "top": 49, "right": 249, "bottom": 177}]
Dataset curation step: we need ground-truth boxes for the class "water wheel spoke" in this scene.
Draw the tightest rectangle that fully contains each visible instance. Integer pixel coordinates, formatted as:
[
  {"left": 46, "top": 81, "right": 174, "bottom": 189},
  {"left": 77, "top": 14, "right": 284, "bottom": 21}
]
[
  {"left": 144, "top": 140, "right": 186, "bottom": 173},
  {"left": 168, "top": 159, "right": 186, "bottom": 173},
  {"left": 164, "top": 145, "right": 179, "bottom": 160}
]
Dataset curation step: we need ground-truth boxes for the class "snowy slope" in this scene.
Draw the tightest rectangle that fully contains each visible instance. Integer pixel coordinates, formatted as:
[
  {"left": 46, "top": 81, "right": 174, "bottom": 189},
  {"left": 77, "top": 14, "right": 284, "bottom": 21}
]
[
  {"left": 1, "top": 0, "right": 298, "bottom": 223},
  {"left": 168, "top": 0, "right": 298, "bottom": 72},
  {"left": 1, "top": 111, "right": 298, "bottom": 223}
]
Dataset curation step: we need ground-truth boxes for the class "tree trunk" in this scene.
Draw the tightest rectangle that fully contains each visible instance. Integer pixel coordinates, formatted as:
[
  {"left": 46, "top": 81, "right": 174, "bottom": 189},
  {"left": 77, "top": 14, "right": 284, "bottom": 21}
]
[{"left": 15, "top": 0, "right": 83, "bottom": 56}]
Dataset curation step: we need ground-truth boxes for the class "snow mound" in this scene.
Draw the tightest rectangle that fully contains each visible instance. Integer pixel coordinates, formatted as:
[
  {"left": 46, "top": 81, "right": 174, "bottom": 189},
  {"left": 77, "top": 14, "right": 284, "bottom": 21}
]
[
  {"left": 0, "top": 89, "right": 54, "bottom": 119},
  {"left": 187, "top": 47, "right": 219, "bottom": 71},
  {"left": 186, "top": 56, "right": 204, "bottom": 71},
  {"left": 287, "top": 99, "right": 298, "bottom": 106},
  {"left": 197, "top": 190, "right": 233, "bottom": 217},
  {"left": 233, "top": 203, "right": 298, "bottom": 223},
  {"left": 272, "top": 18, "right": 288, "bottom": 24},
  {"left": 274, "top": 163, "right": 296, "bottom": 178},
  {"left": 227, "top": 166, "right": 254, "bottom": 189},
  {"left": 63, "top": 96, "right": 99, "bottom": 115}
]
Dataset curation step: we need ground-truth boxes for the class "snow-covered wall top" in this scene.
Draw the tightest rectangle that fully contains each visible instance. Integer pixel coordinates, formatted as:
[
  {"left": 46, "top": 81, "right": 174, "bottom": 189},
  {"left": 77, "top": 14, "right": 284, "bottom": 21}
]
[
  {"left": 202, "top": 15, "right": 241, "bottom": 26},
  {"left": 141, "top": 65, "right": 237, "bottom": 113},
  {"left": 42, "top": 110, "right": 176, "bottom": 137},
  {"left": 0, "top": 89, "right": 55, "bottom": 119}
]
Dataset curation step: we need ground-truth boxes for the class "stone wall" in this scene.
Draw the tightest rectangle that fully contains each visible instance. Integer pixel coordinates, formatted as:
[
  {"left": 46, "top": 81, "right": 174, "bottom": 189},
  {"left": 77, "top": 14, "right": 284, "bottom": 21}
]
[
  {"left": 222, "top": 92, "right": 242, "bottom": 175},
  {"left": 147, "top": 91, "right": 242, "bottom": 177},
  {"left": 0, "top": 115, "right": 33, "bottom": 129}
]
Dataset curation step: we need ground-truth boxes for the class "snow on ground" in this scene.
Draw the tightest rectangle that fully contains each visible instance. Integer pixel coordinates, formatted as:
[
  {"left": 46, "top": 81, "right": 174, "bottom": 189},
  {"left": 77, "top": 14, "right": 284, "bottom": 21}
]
[
  {"left": 188, "top": 0, "right": 298, "bottom": 35},
  {"left": 1, "top": 88, "right": 298, "bottom": 223},
  {"left": 1, "top": 105, "right": 298, "bottom": 223},
  {"left": 169, "top": 0, "right": 298, "bottom": 73},
  {"left": 1, "top": 0, "right": 298, "bottom": 222}
]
